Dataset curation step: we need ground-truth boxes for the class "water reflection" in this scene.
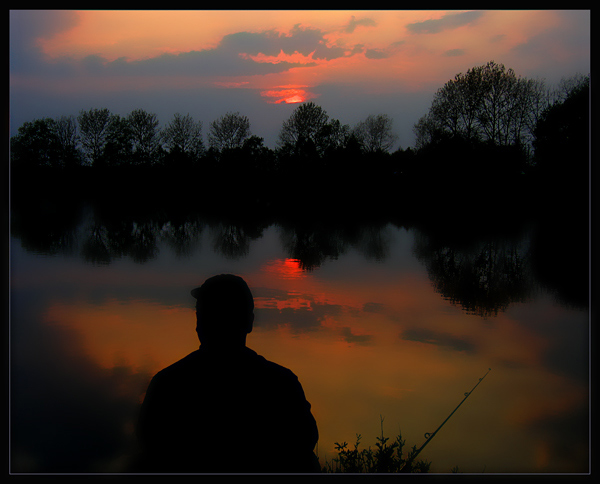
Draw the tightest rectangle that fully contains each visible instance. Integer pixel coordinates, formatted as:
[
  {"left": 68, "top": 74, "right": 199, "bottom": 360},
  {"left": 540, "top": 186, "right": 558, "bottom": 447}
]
[
  {"left": 262, "top": 258, "right": 308, "bottom": 279},
  {"left": 210, "top": 219, "right": 269, "bottom": 260},
  {"left": 11, "top": 199, "right": 586, "bottom": 316},
  {"left": 413, "top": 231, "right": 533, "bottom": 318},
  {"left": 9, "top": 200, "right": 589, "bottom": 473},
  {"left": 10, "top": 288, "right": 151, "bottom": 472}
]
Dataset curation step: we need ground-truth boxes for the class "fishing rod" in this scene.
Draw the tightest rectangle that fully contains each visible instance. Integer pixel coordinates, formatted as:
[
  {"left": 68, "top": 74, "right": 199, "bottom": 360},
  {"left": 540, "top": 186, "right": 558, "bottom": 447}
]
[{"left": 399, "top": 367, "right": 492, "bottom": 472}]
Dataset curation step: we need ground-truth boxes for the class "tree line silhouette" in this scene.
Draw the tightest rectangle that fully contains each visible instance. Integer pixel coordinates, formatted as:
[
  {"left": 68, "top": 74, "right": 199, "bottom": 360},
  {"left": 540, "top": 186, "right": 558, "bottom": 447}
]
[{"left": 10, "top": 61, "right": 589, "bottom": 218}]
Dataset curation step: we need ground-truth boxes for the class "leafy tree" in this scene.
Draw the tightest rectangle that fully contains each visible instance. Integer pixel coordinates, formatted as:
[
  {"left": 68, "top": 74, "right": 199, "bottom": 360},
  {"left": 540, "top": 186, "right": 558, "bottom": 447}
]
[
  {"left": 320, "top": 118, "right": 351, "bottom": 154},
  {"left": 553, "top": 72, "right": 590, "bottom": 104},
  {"left": 101, "top": 115, "right": 133, "bottom": 167},
  {"left": 239, "top": 135, "right": 275, "bottom": 171},
  {"left": 353, "top": 114, "right": 398, "bottom": 153},
  {"left": 161, "top": 112, "right": 204, "bottom": 159},
  {"left": 126, "top": 109, "right": 160, "bottom": 165},
  {"left": 208, "top": 111, "right": 251, "bottom": 152},
  {"left": 412, "top": 113, "right": 441, "bottom": 151},
  {"left": 533, "top": 74, "right": 589, "bottom": 196},
  {"left": 77, "top": 108, "right": 114, "bottom": 166},
  {"left": 53, "top": 115, "right": 81, "bottom": 168},
  {"left": 277, "top": 102, "right": 330, "bottom": 153},
  {"left": 277, "top": 102, "right": 354, "bottom": 161},
  {"left": 10, "top": 118, "right": 61, "bottom": 169},
  {"left": 414, "top": 61, "right": 548, "bottom": 151}
]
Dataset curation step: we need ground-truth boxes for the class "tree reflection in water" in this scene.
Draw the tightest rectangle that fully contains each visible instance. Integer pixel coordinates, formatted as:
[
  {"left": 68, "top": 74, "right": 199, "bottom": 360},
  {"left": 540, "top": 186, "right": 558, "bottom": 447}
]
[
  {"left": 209, "top": 219, "right": 269, "bottom": 260},
  {"left": 278, "top": 220, "right": 392, "bottom": 272},
  {"left": 10, "top": 198, "right": 586, "bottom": 318},
  {"left": 413, "top": 232, "right": 533, "bottom": 318}
]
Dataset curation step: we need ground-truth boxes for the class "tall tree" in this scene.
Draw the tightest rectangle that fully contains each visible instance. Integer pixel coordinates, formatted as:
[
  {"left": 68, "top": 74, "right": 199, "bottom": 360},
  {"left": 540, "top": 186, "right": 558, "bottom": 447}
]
[
  {"left": 161, "top": 112, "right": 204, "bottom": 158},
  {"left": 533, "top": 74, "right": 589, "bottom": 185},
  {"left": 77, "top": 108, "right": 114, "bottom": 166},
  {"left": 277, "top": 102, "right": 330, "bottom": 151},
  {"left": 101, "top": 115, "right": 133, "bottom": 167},
  {"left": 10, "top": 118, "right": 61, "bottom": 169},
  {"left": 353, "top": 114, "right": 398, "bottom": 153},
  {"left": 126, "top": 109, "right": 160, "bottom": 165},
  {"left": 414, "top": 61, "right": 548, "bottom": 151},
  {"left": 320, "top": 119, "right": 351, "bottom": 154},
  {"left": 53, "top": 115, "right": 80, "bottom": 168},
  {"left": 208, "top": 112, "right": 251, "bottom": 152}
]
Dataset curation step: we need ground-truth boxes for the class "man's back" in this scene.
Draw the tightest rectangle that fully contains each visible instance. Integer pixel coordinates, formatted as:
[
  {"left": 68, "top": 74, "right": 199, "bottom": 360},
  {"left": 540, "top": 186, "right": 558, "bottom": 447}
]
[{"left": 137, "top": 346, "right": 319, "bottom": 473}]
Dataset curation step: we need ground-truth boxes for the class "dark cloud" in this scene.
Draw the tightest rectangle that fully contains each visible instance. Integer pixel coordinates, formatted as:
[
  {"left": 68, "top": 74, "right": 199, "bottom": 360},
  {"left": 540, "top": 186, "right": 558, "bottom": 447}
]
[
  {"left": 364, "top": 40, "right": 405, "bottom": 60},
  {"left": 406, "top": 11, "right": 484, "bottom": 34},
  {"left": 11, "top": 23, "right": 351, "bottom": 81},
  {"left": 10, "top": 10, "right": 79, "bottom": 47},
  {"left": 402, "top": 327, "right": 475, "bottom": 354},
  {"left": 362, "top": 302, "right": 386, "bottom": 313},
  {"left": 443, "top": 48, "right": 466, "bottom": 57},
  {"left": 365, "top": 48, "right": 389, "bottom": 60},
  {"left": 220, "top": 24, "right": 348, "bottom": 60},
  {"left": 10, "top": 10, "right": 79, "bottom": 74},
  {"left": 101, "top": 48, "right": 309, "bottom": 78},
  {"left": 344, "top": 15, "right": 377, "bottom": 34},
  {"left": 340, "top": 326, "right": 373, "bottom": 345}
]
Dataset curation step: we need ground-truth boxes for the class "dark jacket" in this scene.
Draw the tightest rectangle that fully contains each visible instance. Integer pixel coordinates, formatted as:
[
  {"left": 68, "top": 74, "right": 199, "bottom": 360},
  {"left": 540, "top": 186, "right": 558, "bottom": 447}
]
[{"left": 136, "top": 346, "right": 319, "bottom": 473}]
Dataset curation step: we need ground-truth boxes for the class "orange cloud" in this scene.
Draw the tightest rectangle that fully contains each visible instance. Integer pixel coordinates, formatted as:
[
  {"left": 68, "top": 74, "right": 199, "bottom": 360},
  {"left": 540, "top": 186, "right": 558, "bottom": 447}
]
[{"left": 240, "top": 49, "right": 320, "bottom": 66}]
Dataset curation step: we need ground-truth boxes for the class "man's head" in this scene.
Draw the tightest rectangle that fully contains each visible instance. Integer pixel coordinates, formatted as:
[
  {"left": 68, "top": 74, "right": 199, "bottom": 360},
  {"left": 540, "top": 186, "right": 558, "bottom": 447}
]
[{"left": 191, "top": 274, "right": 254, "bottom": 347}]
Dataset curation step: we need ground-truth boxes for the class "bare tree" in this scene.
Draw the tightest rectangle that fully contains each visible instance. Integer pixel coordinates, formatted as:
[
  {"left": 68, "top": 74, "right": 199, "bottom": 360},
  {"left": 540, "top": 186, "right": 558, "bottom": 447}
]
[
  {"left": 53, "top": 115, "right": 78, "bottom": 152},
  {"left": 161, "top": 112, "right": 204, "bottom": 157},
  {"left": 53, "top": 115, "right": 80, "bottom": 167},
  {"left": 208, "top": 112, "right": 251, "bottom": 152},
  {"left": 127, "top": 109, "right": 160, "bottom": 164},
  {"left": 277, "top": 102, "right": 329, "bottom": 149},
  {"left": 353, "top": 114, "right": 398, "bottom": 153},
  {"left": 414, "top": 61, "right": 550, "bottom": 151},
  {"left": 77, "top": 108, "right": 113, "bottom": 165}
]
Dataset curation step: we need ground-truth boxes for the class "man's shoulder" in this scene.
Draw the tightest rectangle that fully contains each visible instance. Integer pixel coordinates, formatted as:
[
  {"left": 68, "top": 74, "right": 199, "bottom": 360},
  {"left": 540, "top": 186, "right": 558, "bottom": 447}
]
[
  {"left": 151, "top": 347, "right": 299, "bottom": 383},
  {"left": 248, "top": 350, "right": 302, "bottom": 386},
  {"left": 152, "top": 350, "right": 201, "bottom": 380}
]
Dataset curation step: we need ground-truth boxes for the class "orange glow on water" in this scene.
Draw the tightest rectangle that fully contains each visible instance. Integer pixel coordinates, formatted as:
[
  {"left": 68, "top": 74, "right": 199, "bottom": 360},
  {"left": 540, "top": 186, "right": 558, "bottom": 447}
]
[
  {"left": 32, "top": 259, "right": 589, "bottom": 473},
  {"left": 261, "top": 258, "right": 306, "bottom": 278},
  {"left": 44, "top": 300, "right": 198, "bottom": 374},
  {"left": 13, "top": 223, "right": 588, "bottom": 473}
]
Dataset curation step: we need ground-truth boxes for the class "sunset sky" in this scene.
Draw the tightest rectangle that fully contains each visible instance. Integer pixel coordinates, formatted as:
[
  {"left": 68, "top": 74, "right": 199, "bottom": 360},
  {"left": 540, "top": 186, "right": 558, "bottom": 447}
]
[{"left": 9, "top": 10, "right": 590, "bottom": 149}]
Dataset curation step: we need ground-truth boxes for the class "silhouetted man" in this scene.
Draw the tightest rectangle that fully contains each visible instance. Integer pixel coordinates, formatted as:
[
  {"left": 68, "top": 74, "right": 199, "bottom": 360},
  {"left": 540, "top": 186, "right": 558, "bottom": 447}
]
[{"left": 136, "top": 274, "right": 319, "bottom": 473}]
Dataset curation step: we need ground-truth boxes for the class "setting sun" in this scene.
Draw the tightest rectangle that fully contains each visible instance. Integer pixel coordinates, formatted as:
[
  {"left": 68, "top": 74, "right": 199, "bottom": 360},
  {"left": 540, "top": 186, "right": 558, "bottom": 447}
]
[
  {"left": 260, "top": 87, "right": 314, "bottom": 104},
  {"left": 284, "top": 95, "right": 304, "bottom": 103}
]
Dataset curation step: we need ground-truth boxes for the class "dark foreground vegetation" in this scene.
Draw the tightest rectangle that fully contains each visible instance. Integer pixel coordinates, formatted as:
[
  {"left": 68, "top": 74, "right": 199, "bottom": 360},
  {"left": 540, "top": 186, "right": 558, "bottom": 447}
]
[
  {"left": 323, "top": 418, "right": 432, "bottom": 473},
  {"left": 10, "top": 62, "right": 589, "bottom": 224}
]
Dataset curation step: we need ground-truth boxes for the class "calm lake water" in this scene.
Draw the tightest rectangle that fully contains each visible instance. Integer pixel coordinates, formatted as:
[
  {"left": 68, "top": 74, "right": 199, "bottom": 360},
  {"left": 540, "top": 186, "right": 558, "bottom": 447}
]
[{"left": 9, "top": 201, "right": 589, "bottom": 474}]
